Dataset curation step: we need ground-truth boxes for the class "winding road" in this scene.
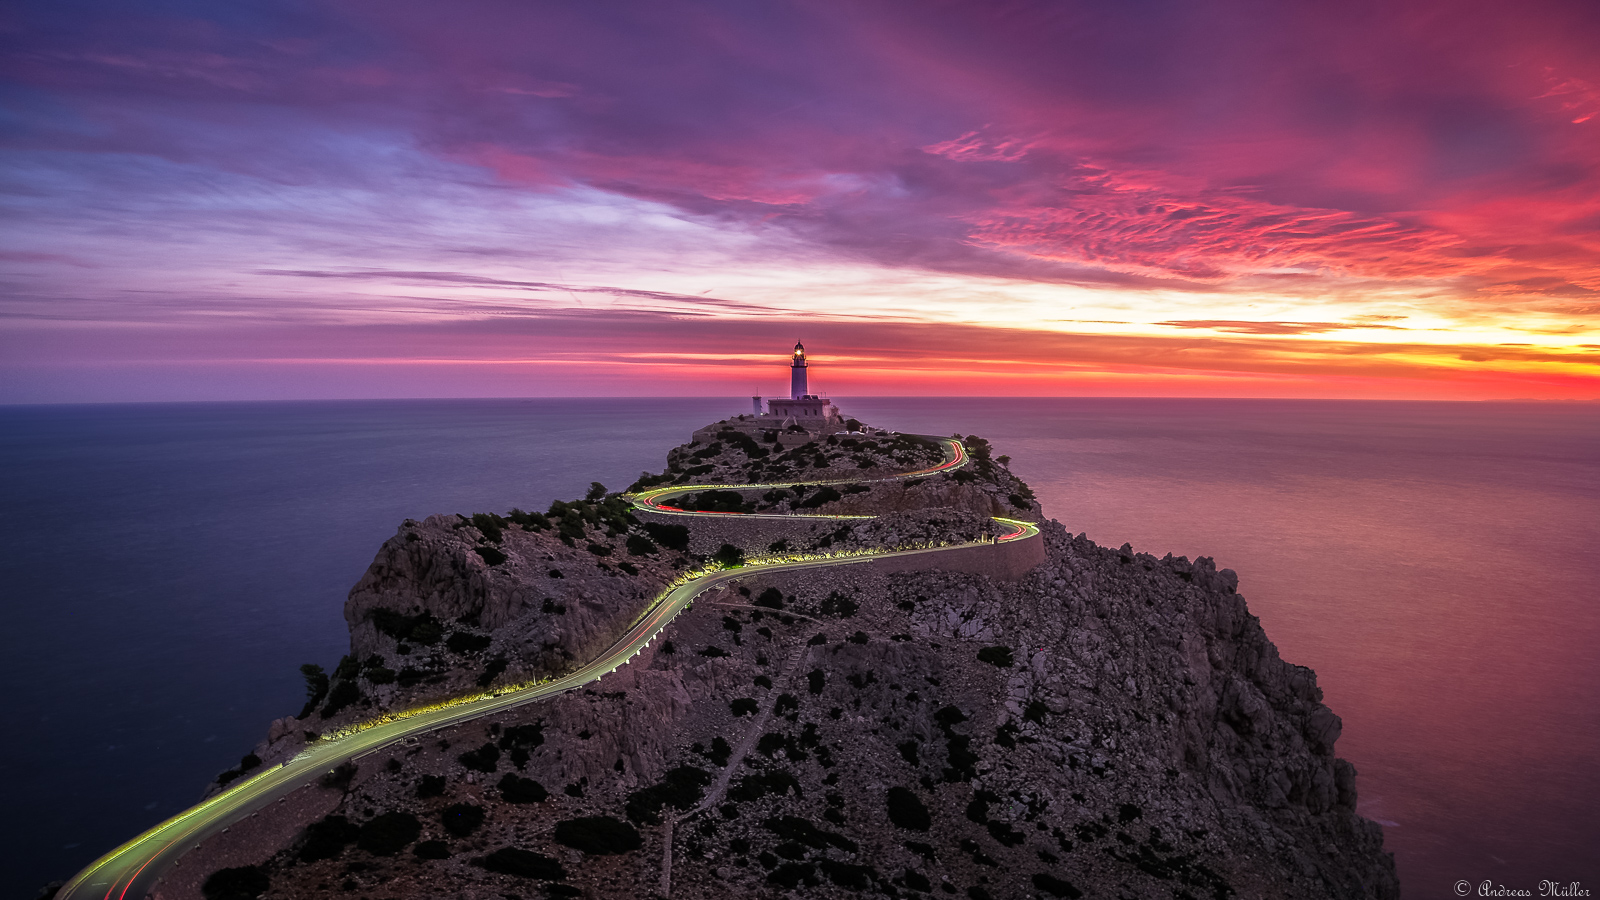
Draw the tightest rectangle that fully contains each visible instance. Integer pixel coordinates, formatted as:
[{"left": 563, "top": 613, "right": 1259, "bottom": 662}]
[{"left": 57, "top": 434, "right": 1039, "bottom": 900}]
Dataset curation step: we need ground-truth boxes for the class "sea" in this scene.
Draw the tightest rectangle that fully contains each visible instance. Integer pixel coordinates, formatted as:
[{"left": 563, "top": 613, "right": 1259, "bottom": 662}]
[{"left": 0, "top": 398, "right": 1595, "bottom": 899}]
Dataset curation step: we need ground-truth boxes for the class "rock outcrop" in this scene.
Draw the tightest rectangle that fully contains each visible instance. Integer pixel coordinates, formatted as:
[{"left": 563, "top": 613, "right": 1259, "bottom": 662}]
[{"left": 181, "top": 424, "right": 1396, "bottom": 900}]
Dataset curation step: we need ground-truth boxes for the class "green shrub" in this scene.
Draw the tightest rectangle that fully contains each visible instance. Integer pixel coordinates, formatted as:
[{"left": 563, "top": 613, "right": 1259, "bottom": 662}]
[
  {"left": 202, "top": 865, "right": 269, "bottom": 900},
  {"left": 553, "top": 816, "right": 642, "bottom": 854},
  {"left": 478, "top": 847, "right": 567, "bottom": 880},
  {"left": 625, "top": 534, "right": 658, "bottom": 556},
  {"left": 365, "top": 666, "right": 396, "bottom": 685},
  {"left": 585, "top": 541, "right": 612, "bottom": 556},
  {"left": 474, "top": 546, "right": 507, "bottom": 566},
  {"left": 498, "top": 773, "right": 549, "bottom": 803},
  {"left": 977, "top": 645, "right": 1014, "bottom": 668},
  {"left": 440, "top": 803, "right": 485, "bottom": 837},
  {"left": 731, "top": 698, "right": 758, "bottom": 716},
  {"left": 886, "top": 787, "right": 931, "bottom": 831},
  {"left": 712, "top": 544, "right": 746, "bottom": 568},
  {"left": 357, "top": 812, "right": 421, "bottom": 855},
  {"left": 754, "top": 588, "right": 785, "bottom": 609},
  {"left": 469, "top": 512, "right": 507, "bottom": 543}
]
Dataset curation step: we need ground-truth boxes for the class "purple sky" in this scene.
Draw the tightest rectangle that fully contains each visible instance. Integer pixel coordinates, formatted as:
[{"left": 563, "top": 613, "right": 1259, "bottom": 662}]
[{"left": 3, "top": 1, "right": 1598, "bottom": 400}]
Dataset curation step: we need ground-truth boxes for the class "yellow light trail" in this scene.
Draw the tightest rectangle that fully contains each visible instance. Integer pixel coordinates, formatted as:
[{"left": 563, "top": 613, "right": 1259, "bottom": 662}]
[{"left": 57, "top": 435, "right": 1038, "bottom": 899}]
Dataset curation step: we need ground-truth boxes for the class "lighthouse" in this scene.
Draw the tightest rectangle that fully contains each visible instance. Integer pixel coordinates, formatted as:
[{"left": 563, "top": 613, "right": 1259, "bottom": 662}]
[{"left": 791, "top": 341, "right": 809, "bottom": 399}]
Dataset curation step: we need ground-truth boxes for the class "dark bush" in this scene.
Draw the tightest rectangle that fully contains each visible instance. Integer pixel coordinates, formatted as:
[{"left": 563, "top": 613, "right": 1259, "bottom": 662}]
[
  {"left": 1024, "top": 700, "right": 1049, "bottom": 723},
  {"left": 699, "top": 646, "right": 728, "bottom": 658},
  {"left": 683, "top": 490, "right": 749, "bottom": 512},
  {"left": 712, "top": 544, "right": 746, "bottom": 568},
  {"left": 763, "top": 815, "right": 857, "bottom": 852},
  {"left": 728, "top": 770, "right": 801, "bottom": 802},
  {"left": 370, "top": 609, "right": 444, "bottom": 644},
  {"left": 1032, "top": 873, "right": 1083, "bottom": 898},
  {"left": 458, "top": 742, "right": 500, "bottom": 773},
  {"left": 886, "top": 787, "right": 932, "bottom": 831},
  {"left": 440, "top": 803, "right": 485, "bottom": 837},
  {"left": 768, "top": 862, "right": 817, "bottom": 888},
  {"left": 754, "top": 587, "right": 785, "bottom": 609},
  {"left": 474, "top": 545, "right": 508, "bottom": 566},
  {"left": 446, "top": 631, "right": 492, "bottom": 654},
  {"left": 299, "top": 815, "right": 359, "bottom": 861},
  {"left": 585, "top": 541, "right": 612, "bottom": 557},
  {"left": 625, "top": 766, "right": 713, "bottom": 824},
  {"left": 357, "top": 812, "right": 421, "bottom": 856},
  {"left": 201, "top": 865, "right": 269, "bottom": 900},
  {"left": 319, "top": 762, "right": 356, "bottom": 790},
  {"left": 320, "top": 679, "right": 361, "bottom": 717},
  {"left": 365, "top": 666, "right": 396, "bottom": 685},
  {"left": 756, "top": 732, "right": 786, "bottom": 756},
  {"left": 413, "top": 840, "right": 450, "bottom": 859},
  {"left": 847, "top": 630, "right": 869, "bottom": 644},
  {"left": 987, "top": 820, "right": 1026, "bottom": 846},
  {"left": 709, "top": 736, "right": 732, "bottom": 767},
  {"left": 297, "top": 663, "right": 329, "bottom": 718},
  {"left": 797, "top": 487, "right": 842, "bottom": 508},
  {"left": 818, "top": 858, "right": 876, "bottom": 889},
  {"left": 820, "top": 593, "right": 859, "bottom": 617},
  {"left": 643, "top": 522, "right": 690, "bottom": 552},
  {"left": 731, "top": 697, "right": 758, "bottom": 716},
  {"left": 808, "top": 668, "right": 826, "bottom": 694},
  {"left": 977, "top": 645, "right": 1014, "bottom": 668},
  {"left": 476, "top": 656, "right": 508, "bottom": 688},
  {"left": 478, "top": 847, "right": 567, "bottom": 880},
  {"left": 626, "top": 534, "right": 658, "bottom": 556},
  {"left": 469, "top": 512, "right": 507, "bottom": 543},
  {"left": 553, "top": 816, "right": 642, "bottom": 854},
  {"left": 498, "top": 773, "right": 549, "bottom": 803},
  {"left": 416, "top": 774, "right": 446, "bottom": 798}
]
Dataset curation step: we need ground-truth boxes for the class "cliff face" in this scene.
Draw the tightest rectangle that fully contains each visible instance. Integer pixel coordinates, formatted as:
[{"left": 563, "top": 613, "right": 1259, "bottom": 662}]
[{"left": 193, "top": 429, "right": 1396, "bottom": 900}]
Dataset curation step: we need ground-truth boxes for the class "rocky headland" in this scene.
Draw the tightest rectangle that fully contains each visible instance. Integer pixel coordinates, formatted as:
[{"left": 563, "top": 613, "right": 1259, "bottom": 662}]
[{"left": 165, "top": 422, "right": 1397, "bottom": 900}]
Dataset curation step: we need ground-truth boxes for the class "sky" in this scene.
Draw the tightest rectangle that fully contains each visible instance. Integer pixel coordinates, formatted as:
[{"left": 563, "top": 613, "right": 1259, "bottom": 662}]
[{"left": 2, "top": 0, "right": 1598, "bottom": 402}]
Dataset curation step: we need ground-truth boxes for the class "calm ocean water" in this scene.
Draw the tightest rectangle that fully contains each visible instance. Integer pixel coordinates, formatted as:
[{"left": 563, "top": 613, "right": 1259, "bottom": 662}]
[{"left": 1, "top": 398, "right": 1595, "bottom": 898}]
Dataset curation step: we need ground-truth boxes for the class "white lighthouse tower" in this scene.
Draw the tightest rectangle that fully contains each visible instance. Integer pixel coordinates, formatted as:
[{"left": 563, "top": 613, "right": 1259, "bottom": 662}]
[
  {"left": 790, "top": 341, "right": 809, "bottom": 399},
  {"left": 693, "top": 341, "right": 846, "bottom": 445}
]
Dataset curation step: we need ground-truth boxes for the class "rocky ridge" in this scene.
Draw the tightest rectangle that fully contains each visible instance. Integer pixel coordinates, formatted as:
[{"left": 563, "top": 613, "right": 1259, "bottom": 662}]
[{"left": 181, "top": 423, "right": 1396, "bottom": 900}]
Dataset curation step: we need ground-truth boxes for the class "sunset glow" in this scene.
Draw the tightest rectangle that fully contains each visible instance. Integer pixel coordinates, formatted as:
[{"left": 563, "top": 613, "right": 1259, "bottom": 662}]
[{"left": 3, "top": 1, "right": 1598, "bottom": 401}]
